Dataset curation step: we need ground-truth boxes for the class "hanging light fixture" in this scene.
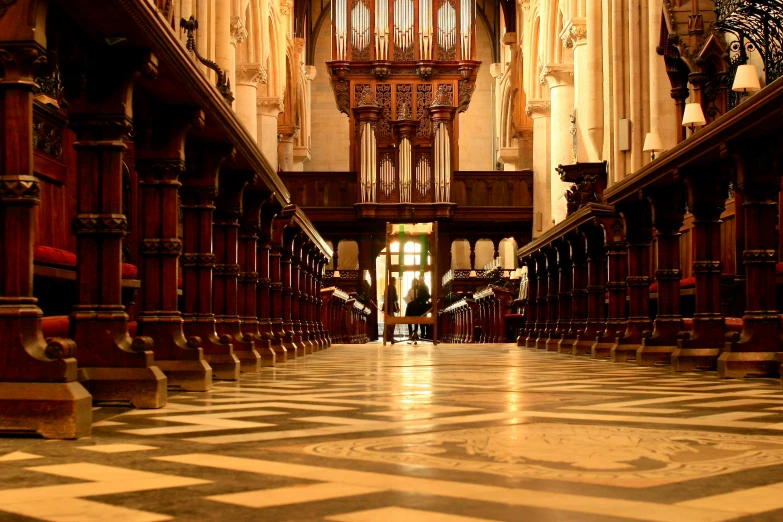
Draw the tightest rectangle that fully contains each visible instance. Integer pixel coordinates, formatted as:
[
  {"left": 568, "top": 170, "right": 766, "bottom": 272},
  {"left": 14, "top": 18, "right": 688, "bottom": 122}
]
[
  {"left": 643, "top": 132, "right": 664, "bottom": 160},
  {"left": 732, "top": 63, "right": 761, "bottom": 93},
  {"left": 682, "top": 103, "right": 706, "bottom": 135}
]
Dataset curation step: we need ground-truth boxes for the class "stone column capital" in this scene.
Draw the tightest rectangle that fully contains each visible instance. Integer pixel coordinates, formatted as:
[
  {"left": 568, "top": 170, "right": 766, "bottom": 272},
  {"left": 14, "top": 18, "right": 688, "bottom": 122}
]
[
  {"left": 277, "top": 123, "right": 300, "bottom": 141},
  {"left": 230, "top": 17, "right": 248, "bottom": 46},
  {"left": 237, "top": 64, "right": 268, "bottom": 86},
  {"left": 540, "top": 64, "right": 574, "bottom": 88},
  {"left": 257, "top": 97, "right": 284, "bottom": 117},
  {"left": 560, "top": 17, "right": 587, "bottom": 48},
  {"left": 525, "top": 100, "right": 551, "bottom": 118}
]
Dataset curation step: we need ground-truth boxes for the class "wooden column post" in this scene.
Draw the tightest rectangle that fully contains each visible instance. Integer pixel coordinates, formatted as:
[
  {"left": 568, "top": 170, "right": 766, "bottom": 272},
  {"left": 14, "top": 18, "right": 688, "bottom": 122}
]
[
  {"left": 533, "top": 252, "right": 549, "bottom": 349},
  {"left": 280, "top": 228, "right": 301, "bottom": 355},
  {"left": 547, "top": 240, "right": 572, "bottom": 351},
  {"left": 559, "top": 232, "right": 587, "bottom": 353},
  {"left": 256, "top": 201, "right": 281, "bottom": 358},
  {"left": 522, "top": 257, "right": 538, "bottom": 347},
  {"left": 238, "top": 189, "right": 276, "bottom": 367},
  {"left": 315, "top": 254, "right": 328, "bottom": 348},
  {"left": 574, "top": 224, "right": 607, "bottom": 356},
  {"left": 591, "top": 218, "right": 625, "bottom": 358},
  {"left": 180, "top": 147, "right": 237, "bottom": 381},
  {"left": 289, "top": 235, "right": 304, "bottom": 354},
  {"left": 213, "top": 172, "right": 257, "bottom": 376},
  {"left": 673, "top": 170, "right": 730, "bottom": 370},
  {"left": 299, "top": 244, "right": 314, "bottom": 353},
  {"left": 68, "top": 52, "right": 166, "bottom": 407},
  {"left": 542, "top": 247, "right": 560, "bottom": 350},
  {"left": 271, "top": 208, "right": 297, "bottom": 355},
  {"left": 611, "top": 202, "right": 653, "bottom": 362},
  {"left": 0, "top": 3, "right": 91, "bottom": 437},
  {"left": 135, "top": 108, "right": 212, "bottom": 390},
  {"left": 638, "top": 185, "right": 687, "bottom": 366},
  {"left": 720, "top": 142, "right": 783, "bottom": 378}
]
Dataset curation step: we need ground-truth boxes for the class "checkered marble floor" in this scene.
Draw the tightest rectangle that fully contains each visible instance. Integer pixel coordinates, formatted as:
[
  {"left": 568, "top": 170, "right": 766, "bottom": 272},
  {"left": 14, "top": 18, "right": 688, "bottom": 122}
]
[{"left": 3, "top": 344, "right": 783, "bottom": 521}]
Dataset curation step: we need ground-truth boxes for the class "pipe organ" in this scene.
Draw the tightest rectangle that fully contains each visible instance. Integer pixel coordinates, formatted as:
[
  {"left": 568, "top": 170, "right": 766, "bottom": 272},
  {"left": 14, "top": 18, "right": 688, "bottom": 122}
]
[{"left": 328, "top": 0, "right": 480, "bottom": 218}]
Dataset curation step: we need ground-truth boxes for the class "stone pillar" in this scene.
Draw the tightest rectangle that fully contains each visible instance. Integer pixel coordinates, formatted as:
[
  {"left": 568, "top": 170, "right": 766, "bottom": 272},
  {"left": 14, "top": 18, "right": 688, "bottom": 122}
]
[
  {"left": 611, "top": 202, "right": 653, "bottom": 363},
  {"left": 235, "top": 65, "right": 265, "bottom": 141},
  {"left": 638, "top": 185, "right": 686, "bottom": 366},
  {"left": 257, "top": 97, "right": 283, "bottom": 167},
  {"left": 213, "top": 173, "right": 259, "bottom": 374},
  {"left": 229, "top": 16, "right": 247, "bottom": 108},
  {"left": 277, "top": 124, "right": 298, "bottom": 171},
  {"left": 526, "top": 101, "right": 552, "bottom": 237},
  {"left": 180, "top": 148, "right": 237, "bottom": 381},
  {"left": 135, "top": 109, "right": 212, "bottom": 391},
  {"left": 563, "top": 18, "right": 593, "bottom": 161},
  {"left": 586, "top": 0, "right": 604, "bottom": 159},
  {"left": 214, "top": 0, "right": 233, "bottom": 94},
  {"left": 542, "top": 64, "right": 574, "bottom": 225},
  {"left": 68, "top": 54, "right": 166, "bottom": 408},
  {"left": 0, "top": 10, "right": 91, "bottom": 437},
  {"left": 720, "top": 144, "right": 783, "bottom": 378}
]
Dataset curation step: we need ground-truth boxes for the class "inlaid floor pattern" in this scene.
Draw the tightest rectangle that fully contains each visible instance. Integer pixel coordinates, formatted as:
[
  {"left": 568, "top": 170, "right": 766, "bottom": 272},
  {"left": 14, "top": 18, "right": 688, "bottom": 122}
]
[{"left": 3, "top": 344, "right": 783, "bottom": 521}]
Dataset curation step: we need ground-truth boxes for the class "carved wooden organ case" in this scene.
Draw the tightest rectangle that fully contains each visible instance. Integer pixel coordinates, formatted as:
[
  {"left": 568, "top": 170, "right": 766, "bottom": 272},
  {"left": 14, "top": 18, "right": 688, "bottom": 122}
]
[{"left": 328, "top": 0, "right": 480, "bottom": 206}]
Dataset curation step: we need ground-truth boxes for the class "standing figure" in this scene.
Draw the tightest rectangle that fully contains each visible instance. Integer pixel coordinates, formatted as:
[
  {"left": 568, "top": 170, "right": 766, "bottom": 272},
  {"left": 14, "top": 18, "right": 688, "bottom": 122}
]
[
  {"left": 384, "top": 277, "right": 399, "bottom": 343},
  {"left": 405, "top": 278, "right": 420, "bottom": 338}
]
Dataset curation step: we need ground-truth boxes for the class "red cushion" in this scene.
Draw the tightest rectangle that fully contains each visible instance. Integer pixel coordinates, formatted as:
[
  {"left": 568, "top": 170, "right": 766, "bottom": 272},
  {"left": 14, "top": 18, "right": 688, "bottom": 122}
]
[
  {"left": 725, "top": 317, "right": 743, "bottom": 333},
  {"left": 41, "top": 315, "right": 70, "bottom": 338},
  {"left": 777, "top": 263, "right": 783, "bottom": 275},
  {"left": 178, "top": 278, "right": 183, "bottom": 289},
  {"left": 42, "top": 317, "right": 138, "bottom": 338},
  {"left": 33, "top": 245, "right": 76, "bottom": 267},
  {"left": 505, "top": 314, "right": 525, "bottom": 318},
  {"left": 35, "top": 245, "right": 138, "bottom": 279},
  {"left": 679, "top": 277, "right": 696, "bottom": 288},
  {"left": 649, "top": 282, "right": 658, "bottom": 292},
  {"left": 122, "top": 263, "right": 138, "bottom": 279}
]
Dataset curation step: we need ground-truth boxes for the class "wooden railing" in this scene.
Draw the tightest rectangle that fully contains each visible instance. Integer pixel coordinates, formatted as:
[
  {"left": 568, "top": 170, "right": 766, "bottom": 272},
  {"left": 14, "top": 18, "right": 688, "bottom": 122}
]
[
  {"left": 515, "top": 75, "right": 783, "bottom": 383},
  {"left": 280, "top": 172, "right": 357, "bottom": 208},
  {"left": 452, "top": 170, "right": 533, "bottom": 207},
  {"left": 279, "top": 170, "right": 534, "bottom": 208}
]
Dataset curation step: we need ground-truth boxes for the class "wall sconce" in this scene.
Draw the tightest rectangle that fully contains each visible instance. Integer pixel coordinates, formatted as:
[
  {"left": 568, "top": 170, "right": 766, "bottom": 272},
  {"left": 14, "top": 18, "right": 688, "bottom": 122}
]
[
  {"left": 682, "top": 103, "right": 706, "bottom": 135},
  {"left": 732, "top": 63, "right": 761, "bottom": 94},
  {"left": 643, "top": 132, "right": 663, "bottom": 160},
  {"left": 469, "top": 270, "right": 477, "bottom": 278},
  {"left": 333, "top": 270, "right": 341, "bottom": 278}
]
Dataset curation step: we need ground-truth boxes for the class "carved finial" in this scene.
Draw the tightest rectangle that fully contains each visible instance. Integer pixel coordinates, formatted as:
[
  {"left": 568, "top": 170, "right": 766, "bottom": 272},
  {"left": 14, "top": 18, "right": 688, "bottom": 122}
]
[{"left": 180, "top": 16, "right": 234, "bottom": 104}]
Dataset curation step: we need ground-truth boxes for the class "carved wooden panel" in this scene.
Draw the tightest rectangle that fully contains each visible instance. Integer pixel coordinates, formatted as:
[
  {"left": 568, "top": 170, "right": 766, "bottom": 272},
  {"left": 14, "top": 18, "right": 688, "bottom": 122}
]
[
  {"left": 395, "top": 84, "right": 412, "bottom": 118},
  {"left": 376, "top": 84, "right": 392, "bottom": 139},
  {"left": 416, "top": 84, "right": 433, "bottom": 138}
]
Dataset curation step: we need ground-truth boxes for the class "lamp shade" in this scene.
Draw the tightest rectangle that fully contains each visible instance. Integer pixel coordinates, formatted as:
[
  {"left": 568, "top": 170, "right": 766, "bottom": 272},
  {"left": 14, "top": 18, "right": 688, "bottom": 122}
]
[
  {"left": 732, "top": 63, "right": 761, "bottom": 93},
  {"left": 682, "top": 103, "right": 706, "bottom": 128},
  {"left": 333, "top": 270, "right": 341, "bottom": 278},
  {"left": 643, "top": 132, "right": 663, "bottom": 152}
]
